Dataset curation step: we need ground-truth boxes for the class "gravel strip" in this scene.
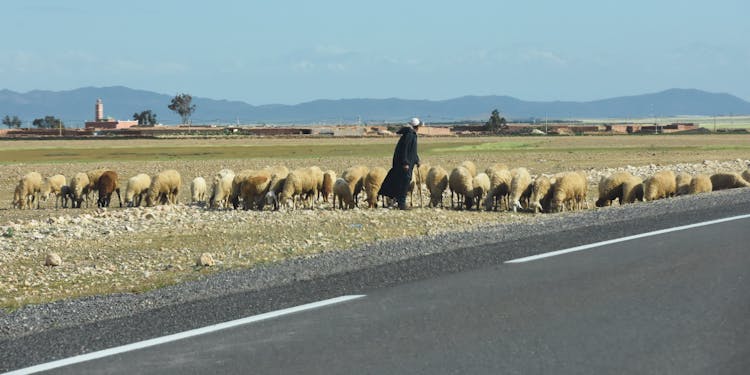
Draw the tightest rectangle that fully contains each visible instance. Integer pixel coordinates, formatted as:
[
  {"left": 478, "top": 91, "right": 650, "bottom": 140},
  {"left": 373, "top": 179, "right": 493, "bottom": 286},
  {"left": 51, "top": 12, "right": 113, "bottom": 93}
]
[{"left": 1, "top": 185, "right": 749, "bottom": 341}]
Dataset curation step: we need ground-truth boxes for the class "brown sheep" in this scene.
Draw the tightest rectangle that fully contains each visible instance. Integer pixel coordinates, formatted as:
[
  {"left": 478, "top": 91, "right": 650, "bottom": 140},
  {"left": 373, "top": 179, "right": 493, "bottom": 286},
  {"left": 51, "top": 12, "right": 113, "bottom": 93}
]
[
  {"left": 710, "top": 172, "right": 750, "bottom": 190},
  {"left": 321, "top": 170, "right": 336, "bottom": 203},
  {"left": 364, "top": 167, "right": 387, "bottom": 208},
  {"left": 643, "top": 170, "right": 677, "bottom": 201},
  {"left": 688, "top": 174, "right": 712, "bottom": 194},
  {"left": 332, "top": 178, "right": 355, "bottom": 210},
  {"left": 97, "top": 171, "right": 122, "bottom": 208},
  {"left": 240, "top": 169, "right": 272, "bottom": 210}
]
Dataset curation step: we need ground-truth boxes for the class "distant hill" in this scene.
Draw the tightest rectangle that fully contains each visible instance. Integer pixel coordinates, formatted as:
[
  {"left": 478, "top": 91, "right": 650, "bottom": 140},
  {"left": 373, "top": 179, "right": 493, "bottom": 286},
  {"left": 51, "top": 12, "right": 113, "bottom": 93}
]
[{"left": 1, "top": 86, "right": 749, "bottom": 126}]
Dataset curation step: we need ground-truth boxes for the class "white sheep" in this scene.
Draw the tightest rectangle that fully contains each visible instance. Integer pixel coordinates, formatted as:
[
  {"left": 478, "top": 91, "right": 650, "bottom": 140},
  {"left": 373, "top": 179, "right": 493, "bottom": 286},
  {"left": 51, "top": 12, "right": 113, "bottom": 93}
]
[
  {"left": 688, "top": 174, "right": 712, "bottom": 194},
  {"left": 426, "top": 166, "right": 449, "bottom": 208},
  {"left": 125, "top": 173, "right": 152, "bottom": 207},
  {"left": 342, "top": 165, "right": 369, "bottom": 205},
  {"left": 40, "top": 174, "right": 67, "bottom": 208},
  {"left": 710, "top": 172, "right": 750, "bottom": 190},
  {"left": 332, "top": 177, "right": 355, "bottom": 210},
  {"left": 13, "top": 172, "right": 42, "bottom": 209},
  {"left": 146, "top": 169, "right": 182, "bottom": 206},
  {"left": 595, "top": 172, "right": 636, "bottom": 207},
  {"left": 469, "top": 173, "right": 491, "bottom": 210},
  {"left": 529, "top": 175, "right": 555, "bottom": 213},
  {"left": 675, "top": 172, "right": 692, "bottom": 196},
  {"left": 449, "top": 166, "right": 473, "bottom": 210},
  {"left": 643, "top": 170, "right": 676, "bottom": 201},
  {"left": 190, "top": 176, "right": 207, "bottom": 206},
  {"left": 279, "top": 167, "right": 320, "bottom": 209},
  {"left": 459, "top": 160, "right": 477, "bottom": 177},
  {"left": 483, "top": 166, "right": 512, "bottom": 211},
  {"left": 621, "top": 175, "right": 644, "bottom": 204},
  {"left": 69, "top": 172, "right": 90, "bottom": 209},
  {"left": 509, "top": 168, "right": 533, "bottom": 212},
  {"left": 550, "top": 171, "right": 588, "bottom": 212},
  {"left": 231, "top": 169, "right": 255, "bottom": 209},
  {"left": 364, "top": 167, "right": 388, "bottom": 208},
  {"left": 209, "top": 169, "right": 235, "bottom": 209}
]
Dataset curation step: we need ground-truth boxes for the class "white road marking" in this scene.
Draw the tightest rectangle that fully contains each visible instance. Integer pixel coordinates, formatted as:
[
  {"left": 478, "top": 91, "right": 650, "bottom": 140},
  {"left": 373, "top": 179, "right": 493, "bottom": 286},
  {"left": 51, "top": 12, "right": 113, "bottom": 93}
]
[
  {"left": 506, "top": 213, "right": 750, "bottom": 264},
  {"left": 4, "top": 295, "right": 366, "bottom": 375}
]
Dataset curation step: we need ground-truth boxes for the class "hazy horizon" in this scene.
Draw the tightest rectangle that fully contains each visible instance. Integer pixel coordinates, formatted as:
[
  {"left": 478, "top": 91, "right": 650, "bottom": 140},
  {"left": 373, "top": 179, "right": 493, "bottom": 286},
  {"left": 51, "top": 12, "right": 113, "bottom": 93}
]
[{"left": 3, "top": 1, "right": 749, "bottom": 104}]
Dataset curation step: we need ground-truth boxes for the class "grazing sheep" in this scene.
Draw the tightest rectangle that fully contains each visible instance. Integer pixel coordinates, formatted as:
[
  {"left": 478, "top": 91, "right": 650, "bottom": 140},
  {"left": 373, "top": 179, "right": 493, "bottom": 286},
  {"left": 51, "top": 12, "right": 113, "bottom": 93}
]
[
  {"left": 550, "top": 171, "right": 588, "bottom": 212},
  {"left": 13, "top": 172, "right": 43, "bottom": 209},
  {"left": 69, "top": 172, "right": 90, "bottom": 209},
  {"left": 40, "top": 174, "right": 67, "bottom": 208},
  {"left": 484, "top": 163, "right": 509, "bottom": 175},
  {"left": 643, "top": 170, "right": 677, "bottom": 201},
  {"left": 426, "top": 166, "right": 449, "bottom": 208},
  {"left": 321, "top": 170, "right": 336, "bottom": 203},
  {"left": 459, "top": 161, "right": 477, "bottom": 177},
  {"left": 742, "top": 169, "right": 750, "bottom": 184},
  {"left": 230, "top": 169, "right": 255, "bottom": 209},
  {"left": 449, "top": 166, "right": 473, "bottom": 210},
  {"left": 191, "top": 177, "right": 207, "bottom": 205},
  {"left": 332, "top": 178, "right": 355, "bottom": 210},
  {"left": 509, "top": 168, "right": 533, "bottom": 212},
  {"left": 209, "top": 169, "right": 235, "bottom": 209},
  {"left": 364, "top": 167, "right": 388, "bottom": 208},
  {"left": 264, "top": 168, "right": 289, "bottom": 211},
  {"left": 124, "top": 173, "right": 152, "bottom": 207},
  {"left": 240, "top": 169, "right": 272, "bottom": 210},
  {"left": 278, "top": 167, "right": 320, "bottom": 209},
  {"left": 595, "top": 172, "right": 636, "bottom": 207},
  {"left": 710, "top": 172, "right": 750, "bottom": 190},
  {"left": 675, "top": 172, "right": 692, "bottom": 196},
  {"left": 621, "top": 175, "right": 644, "bottom": 204},
  {"left": 688, "top": 174, "right": 712, "bottom": 194},
  {"left": 529, "top": 175, "right": 555, "bottom": 213},
  {"left": 342, "top": 166, "right": 369, "bottom": 204},
  {"left": 146, "top": 169, "right": 182, "bottom": 206},
  {"left": 59, "top": 185, "right": 72, "bottom": 208},
  {"left": 97, "top": 170, "right": 122, "bottom": 208},
  {"left": 469, "top": 173, "right": 491, "bottom": 210},
  {"left": 483, "top": 166, "right": 512, "bottom": 211},
  {"left": 84, "top": 169, "right": 108, "bottom": 203}
]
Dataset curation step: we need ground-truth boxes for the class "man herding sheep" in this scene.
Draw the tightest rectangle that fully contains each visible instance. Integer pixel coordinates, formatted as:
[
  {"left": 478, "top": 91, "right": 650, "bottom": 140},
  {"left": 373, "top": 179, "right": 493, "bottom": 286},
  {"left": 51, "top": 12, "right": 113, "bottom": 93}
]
[{"left": 379, "top": 117, "right": 422, "bottom": 210}]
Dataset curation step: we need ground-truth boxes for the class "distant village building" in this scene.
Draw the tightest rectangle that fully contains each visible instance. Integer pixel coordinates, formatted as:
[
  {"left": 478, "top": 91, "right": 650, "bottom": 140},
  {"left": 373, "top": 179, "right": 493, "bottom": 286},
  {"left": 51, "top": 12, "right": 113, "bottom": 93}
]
[{"left": 84, "top": 99, "right": 138, "bottom": 130}]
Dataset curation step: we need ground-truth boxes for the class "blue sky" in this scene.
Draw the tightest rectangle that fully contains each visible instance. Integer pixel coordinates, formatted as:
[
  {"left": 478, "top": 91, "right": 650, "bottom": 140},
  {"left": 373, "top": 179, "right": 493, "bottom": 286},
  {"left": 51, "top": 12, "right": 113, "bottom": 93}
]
[{"left": 3, "top": 0, "right": 748, "bottom": 104}]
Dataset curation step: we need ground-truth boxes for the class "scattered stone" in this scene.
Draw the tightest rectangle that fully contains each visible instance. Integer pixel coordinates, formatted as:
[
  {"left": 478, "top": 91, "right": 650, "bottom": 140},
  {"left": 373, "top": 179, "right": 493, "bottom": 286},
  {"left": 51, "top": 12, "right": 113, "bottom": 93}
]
[
  {"left": 196, "top": 253, "right": 215, "bottom": 267},
  {"left": 45, "top": 253, "right": 62, "bottom": 267}
]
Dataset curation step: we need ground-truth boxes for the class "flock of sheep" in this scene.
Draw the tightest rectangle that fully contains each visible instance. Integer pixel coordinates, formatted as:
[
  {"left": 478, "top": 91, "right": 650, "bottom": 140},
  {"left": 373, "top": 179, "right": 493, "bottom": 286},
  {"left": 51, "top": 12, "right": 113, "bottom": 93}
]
[{"left": 11, "top": 162, "right": 750, "bottom": 214}]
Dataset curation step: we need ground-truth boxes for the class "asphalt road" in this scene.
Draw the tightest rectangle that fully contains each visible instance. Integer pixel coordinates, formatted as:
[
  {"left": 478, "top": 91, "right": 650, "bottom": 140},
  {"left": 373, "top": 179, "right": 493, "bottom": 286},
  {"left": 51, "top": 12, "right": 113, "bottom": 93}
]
[{"left": 9, "top": 212, "right": 749, "bottom": 374}]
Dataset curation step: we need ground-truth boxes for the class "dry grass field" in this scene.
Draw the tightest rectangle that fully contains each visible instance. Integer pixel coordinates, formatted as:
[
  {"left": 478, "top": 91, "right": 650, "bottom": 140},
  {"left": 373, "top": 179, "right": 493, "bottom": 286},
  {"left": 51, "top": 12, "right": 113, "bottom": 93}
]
[{"left": 0, "top": 134, "right": 749, "bottom": 310}]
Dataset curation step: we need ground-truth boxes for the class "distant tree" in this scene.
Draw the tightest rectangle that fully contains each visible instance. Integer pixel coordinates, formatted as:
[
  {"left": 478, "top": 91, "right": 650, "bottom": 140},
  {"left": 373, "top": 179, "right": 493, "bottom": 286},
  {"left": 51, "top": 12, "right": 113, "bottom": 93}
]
[
  {"left": 32, "top": 116, "right": 64, "bottom": 129},
  {"left": 2, "top": 115, "right": 22, "bottom": 128},
  {"left": 484, "top": 109, "right": 507, "bottom": 133},
  {"left": 133, "top": 110, "right": 158, "bottom": 126},
  {"left": 168, "top": 93, "right": 196, "bottom": 124}
]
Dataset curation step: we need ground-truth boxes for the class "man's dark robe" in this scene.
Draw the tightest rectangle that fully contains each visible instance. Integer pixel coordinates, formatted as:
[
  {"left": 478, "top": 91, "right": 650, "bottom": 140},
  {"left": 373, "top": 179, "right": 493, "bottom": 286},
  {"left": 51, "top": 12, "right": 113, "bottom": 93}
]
[{"left": 379, "top": 126, "right": 420, "bottom": 200}]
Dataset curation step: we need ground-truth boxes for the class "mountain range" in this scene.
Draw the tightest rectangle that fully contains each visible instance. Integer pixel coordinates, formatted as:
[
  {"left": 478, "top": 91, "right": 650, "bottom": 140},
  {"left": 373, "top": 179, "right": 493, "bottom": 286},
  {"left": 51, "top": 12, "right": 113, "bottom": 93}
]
[{"left": 1, "top": 86, "right": 749, "bottom": 126}]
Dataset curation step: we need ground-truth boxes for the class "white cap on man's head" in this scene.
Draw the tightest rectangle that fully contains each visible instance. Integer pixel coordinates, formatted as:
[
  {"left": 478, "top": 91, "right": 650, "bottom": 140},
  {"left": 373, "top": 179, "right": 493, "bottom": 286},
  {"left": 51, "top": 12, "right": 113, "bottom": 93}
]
[{"left": 408, "top": 117, "right": 421, "bottom": 127}]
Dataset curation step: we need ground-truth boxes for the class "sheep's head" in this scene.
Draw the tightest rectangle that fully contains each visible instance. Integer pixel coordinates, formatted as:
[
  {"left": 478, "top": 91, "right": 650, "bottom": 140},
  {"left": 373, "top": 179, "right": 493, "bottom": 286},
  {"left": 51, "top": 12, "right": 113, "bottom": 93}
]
[{"left": 265, "top": 191, "right": 277, "bottom": 206}]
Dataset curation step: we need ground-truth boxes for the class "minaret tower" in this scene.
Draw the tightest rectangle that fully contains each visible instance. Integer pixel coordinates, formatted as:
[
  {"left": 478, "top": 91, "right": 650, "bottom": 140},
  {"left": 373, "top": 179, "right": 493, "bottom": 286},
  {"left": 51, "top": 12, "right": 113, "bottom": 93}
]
[{"left": 95, "top": 98, "right": 104, "bottom": 121}]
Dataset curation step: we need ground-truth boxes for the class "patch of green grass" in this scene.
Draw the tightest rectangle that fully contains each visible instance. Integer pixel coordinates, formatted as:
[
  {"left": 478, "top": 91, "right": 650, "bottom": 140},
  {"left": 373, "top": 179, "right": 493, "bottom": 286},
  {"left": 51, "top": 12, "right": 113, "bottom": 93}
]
[{"left": 429, "top": 141, "right": 538, "bottom": 153}]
